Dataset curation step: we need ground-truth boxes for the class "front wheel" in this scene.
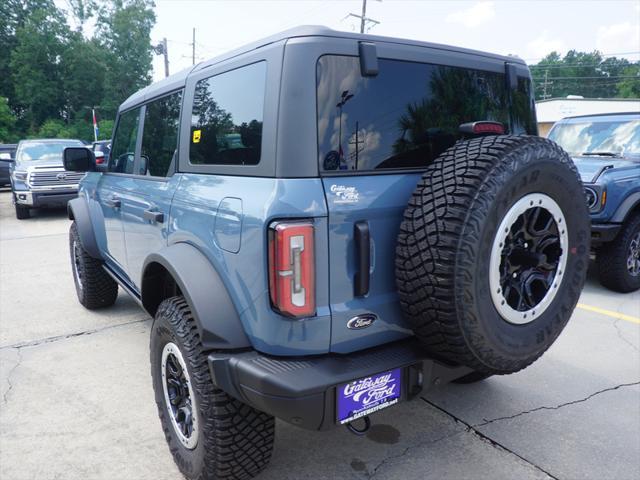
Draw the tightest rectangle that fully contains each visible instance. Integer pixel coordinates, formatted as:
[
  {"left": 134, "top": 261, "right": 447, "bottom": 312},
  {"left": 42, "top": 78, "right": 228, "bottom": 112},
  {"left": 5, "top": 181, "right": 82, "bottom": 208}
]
[
  {"left": 15, "top": 203, "right": 30, "bottom": 219},
  {"left": 596, "top": 215, "right": 640, "bottom": 293},
  {"left": 69, "top": 222, "right": 118, "bottom": 309},
  {"left": 150, "top": 296, "right": 275, "bottom": 480}
]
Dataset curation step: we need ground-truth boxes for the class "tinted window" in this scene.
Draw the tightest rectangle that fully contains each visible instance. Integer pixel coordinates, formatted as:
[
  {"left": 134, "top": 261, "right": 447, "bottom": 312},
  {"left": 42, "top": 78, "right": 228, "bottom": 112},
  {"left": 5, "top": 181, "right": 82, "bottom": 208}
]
[
  {"left": 109, "top": 108, "right": 140, "bottom": 174},
  {"left": 317, "top": 56, "right": 536, "bottom": 172},
  {"left": 140, "top": 91, "right": 182, "bottom": 177},
  {"left": 190, "top": 61, "right": 266, "bottom": 166}
]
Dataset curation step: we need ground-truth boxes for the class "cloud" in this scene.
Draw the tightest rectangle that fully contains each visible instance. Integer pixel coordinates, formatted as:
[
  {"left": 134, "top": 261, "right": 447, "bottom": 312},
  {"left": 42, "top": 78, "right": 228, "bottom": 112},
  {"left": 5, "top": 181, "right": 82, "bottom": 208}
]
[
  {"left": 596, "top": 22, "right": 640, "bottom": 55},
  {"left": 527, "top": 31, "right": 567, "bottom": 59},
  {"left": 446, "top": 1, "right": 495, "bottom": 28}
]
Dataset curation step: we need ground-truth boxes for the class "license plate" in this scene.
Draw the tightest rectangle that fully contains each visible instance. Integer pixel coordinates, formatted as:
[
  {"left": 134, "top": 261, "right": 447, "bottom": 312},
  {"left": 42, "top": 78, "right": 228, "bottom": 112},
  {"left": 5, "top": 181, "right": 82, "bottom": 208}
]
[{"left": 336, "top": 368, "right": 402, "bottom": 424}]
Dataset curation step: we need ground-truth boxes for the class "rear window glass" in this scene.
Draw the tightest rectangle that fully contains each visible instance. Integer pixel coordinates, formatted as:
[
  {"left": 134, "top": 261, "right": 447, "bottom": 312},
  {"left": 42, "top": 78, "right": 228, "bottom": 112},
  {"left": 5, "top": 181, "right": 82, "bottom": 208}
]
[
  {"left": 190, "top": 61, "right": 266, "bottom": 166},
  {"left": 317, "top": 56, "right": 536, "bottom": 172}
]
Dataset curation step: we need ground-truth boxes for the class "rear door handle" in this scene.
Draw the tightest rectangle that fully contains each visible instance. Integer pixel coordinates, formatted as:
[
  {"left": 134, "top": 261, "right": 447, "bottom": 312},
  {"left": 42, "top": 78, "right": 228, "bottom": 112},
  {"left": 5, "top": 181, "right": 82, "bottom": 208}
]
[
  {"left": 354, "top": 220, "right": 370, "bottom": 297},
  {"left": 104, "top": 196, "right": 121, "bottom": 209},
  {"left": 143, "top": 209, "right": 164, "bottom": 223}
]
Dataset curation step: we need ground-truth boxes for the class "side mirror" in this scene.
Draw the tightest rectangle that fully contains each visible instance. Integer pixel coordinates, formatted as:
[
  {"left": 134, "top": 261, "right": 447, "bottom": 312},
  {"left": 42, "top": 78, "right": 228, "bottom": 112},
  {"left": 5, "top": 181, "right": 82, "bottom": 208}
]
[{"left": 64, "top": 147, "right": 96, "bottom": 172}]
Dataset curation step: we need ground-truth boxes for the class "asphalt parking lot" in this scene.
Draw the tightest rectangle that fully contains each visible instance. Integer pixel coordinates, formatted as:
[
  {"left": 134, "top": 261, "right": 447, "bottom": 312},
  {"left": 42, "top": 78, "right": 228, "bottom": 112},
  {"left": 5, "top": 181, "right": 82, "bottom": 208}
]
[{"left": 0, "top": 189, "right": 638, "bottom": 480}]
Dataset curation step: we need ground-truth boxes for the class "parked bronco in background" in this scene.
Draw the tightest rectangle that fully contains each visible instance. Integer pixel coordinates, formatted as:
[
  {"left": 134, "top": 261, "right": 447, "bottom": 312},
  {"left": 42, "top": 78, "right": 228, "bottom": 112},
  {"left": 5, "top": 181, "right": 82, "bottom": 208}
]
[
  {"left": 548, "top": 112, "right": 640, "bottom": 293},
  {"left": 10, "top": 138, "right": 86, "bottom": 219},
  {"left": 63, "top": 27, "right": 590, "bottom": 480}
]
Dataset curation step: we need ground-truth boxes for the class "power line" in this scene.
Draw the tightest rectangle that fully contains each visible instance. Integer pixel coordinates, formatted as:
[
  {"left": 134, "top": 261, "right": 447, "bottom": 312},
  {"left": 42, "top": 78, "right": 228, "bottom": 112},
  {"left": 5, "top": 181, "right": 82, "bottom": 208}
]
[
  {"left": 537, "top": 75, "right": 639, "bottom": 80},
  {"left": 530, "top": 62, "right": 640, "bottom": 69},
  {"left": 523, "top": 51, "right": 640, "bottom": 62}
]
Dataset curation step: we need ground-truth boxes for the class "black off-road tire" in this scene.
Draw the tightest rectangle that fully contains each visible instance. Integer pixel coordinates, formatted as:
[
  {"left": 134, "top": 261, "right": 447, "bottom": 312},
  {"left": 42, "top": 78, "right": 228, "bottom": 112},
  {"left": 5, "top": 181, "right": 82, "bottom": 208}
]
[
  {"left": 150, "top": 296, "right": 275, "bottom": 480},
  {"left": 15, "top": 203, "right": 30, "bottom": 219},
  {"left": 596, "top": 215, "right": 640, "bottom": 293},
  {"left": 396, "top": 135, "right": 590, "bottom": 375},
  {"left": 69, "top": 222, "right": 118, "bottom": 309}
]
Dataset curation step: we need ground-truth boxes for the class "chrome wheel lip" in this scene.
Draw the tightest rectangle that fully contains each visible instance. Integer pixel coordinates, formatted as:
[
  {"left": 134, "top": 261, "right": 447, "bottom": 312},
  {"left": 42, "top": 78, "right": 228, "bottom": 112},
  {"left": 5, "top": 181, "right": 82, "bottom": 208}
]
[
  {"left": 628, "top": 231, "right": 640, "bottom": 277},
  {"left": 72, "top": 240, "right": 83, "bottom": 291},
  {"left": 489, "top": 193, "right": 568, "bottom": 325},
  {"left": 161, "top": 342, "right": 199, "bottom": 450}
]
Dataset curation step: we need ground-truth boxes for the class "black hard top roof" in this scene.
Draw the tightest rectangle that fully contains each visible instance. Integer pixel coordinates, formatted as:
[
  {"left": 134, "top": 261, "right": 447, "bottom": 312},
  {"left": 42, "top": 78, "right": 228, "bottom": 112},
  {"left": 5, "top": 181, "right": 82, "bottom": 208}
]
[{"left": 120, "top": 25, "right": 525, "bottom": 111}]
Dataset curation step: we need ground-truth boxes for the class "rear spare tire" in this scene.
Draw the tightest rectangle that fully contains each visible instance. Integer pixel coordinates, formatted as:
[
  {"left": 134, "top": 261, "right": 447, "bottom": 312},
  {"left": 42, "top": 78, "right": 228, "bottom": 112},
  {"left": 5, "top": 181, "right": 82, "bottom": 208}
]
[{"left": 396, "top": 136, "right": 589, "bottom": 375}]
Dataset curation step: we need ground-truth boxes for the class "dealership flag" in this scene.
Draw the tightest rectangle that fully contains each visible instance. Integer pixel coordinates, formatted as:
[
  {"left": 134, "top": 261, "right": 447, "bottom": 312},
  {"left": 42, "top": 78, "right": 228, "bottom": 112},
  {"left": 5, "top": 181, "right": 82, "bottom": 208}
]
[{"left": 92, "top": 108, "right": 99, "bottom": 142}]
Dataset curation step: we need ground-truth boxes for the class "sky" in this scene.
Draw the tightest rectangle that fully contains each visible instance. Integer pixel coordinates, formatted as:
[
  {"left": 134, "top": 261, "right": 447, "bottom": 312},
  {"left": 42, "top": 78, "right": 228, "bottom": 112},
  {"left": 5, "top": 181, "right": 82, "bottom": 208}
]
[{"left": 148, "top": 0, "right": 640, "bottom": 81}]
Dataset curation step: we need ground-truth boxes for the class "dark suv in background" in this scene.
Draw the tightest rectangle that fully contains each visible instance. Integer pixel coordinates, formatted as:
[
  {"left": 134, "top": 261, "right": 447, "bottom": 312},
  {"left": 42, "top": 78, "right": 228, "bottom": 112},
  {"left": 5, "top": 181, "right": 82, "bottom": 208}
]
[
  {"left": 0, "top": 144, "right": 17, "bottom": 187},
  {"left": 548, "top": 112, "right": 640, "bottom": 292}
]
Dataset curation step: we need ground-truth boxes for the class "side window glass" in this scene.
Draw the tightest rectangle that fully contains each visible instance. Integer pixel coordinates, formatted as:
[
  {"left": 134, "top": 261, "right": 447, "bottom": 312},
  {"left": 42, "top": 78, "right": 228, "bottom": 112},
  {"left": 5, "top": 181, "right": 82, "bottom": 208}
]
[
  {"left": 109, "top": 108, "right": 140, "bottom": 174},
  {"left": 190, "top": 61, "right": 266, "bottom": 166},
  {"left": 140, "top": 91, "right": 183, "bottom": 177}
]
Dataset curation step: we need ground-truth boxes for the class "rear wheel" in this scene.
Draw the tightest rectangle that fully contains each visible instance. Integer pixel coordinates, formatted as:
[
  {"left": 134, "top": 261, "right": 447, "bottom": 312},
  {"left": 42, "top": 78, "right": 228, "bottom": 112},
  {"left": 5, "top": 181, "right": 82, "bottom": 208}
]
[
  {"left": 15, "top": 204, "right": 30, "bottom": 219},
  {"left": 596, "top": 215, "right": 640, "bottom": 293},
  {"left": 396, "top": 135, "right": 590, "bottom": 375},
  {"left": 151, "top": 296, "right": 275, "bottom": 480}
]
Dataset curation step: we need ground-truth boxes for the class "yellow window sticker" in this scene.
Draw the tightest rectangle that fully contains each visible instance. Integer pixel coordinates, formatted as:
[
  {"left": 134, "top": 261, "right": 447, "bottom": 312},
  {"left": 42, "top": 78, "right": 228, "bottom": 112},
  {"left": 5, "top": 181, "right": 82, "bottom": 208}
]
[{"left": 192, "top": 129, "right": 201, "bottom": 143}]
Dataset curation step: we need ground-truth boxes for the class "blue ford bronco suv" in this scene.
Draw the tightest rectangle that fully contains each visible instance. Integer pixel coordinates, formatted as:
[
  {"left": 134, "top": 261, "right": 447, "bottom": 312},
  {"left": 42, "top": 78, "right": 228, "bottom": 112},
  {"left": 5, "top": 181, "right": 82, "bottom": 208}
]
[
  {"left": 548, "top": 112, "right": 640, "bottom": 293},
  {"left": 62, "top": 27, "right": 589, "bottom": 480}
]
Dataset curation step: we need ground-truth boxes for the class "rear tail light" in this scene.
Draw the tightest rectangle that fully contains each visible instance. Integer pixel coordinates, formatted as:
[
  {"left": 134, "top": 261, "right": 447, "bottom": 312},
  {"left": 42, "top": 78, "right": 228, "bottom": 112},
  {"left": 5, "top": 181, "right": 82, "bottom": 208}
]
[
  {"left": 459, "top": 121, "right": 505, "bottom": 135},
  {"left": 268, "top": 221, "right": 315, "bottom": 318},
  {"left": 95, "top": 152, "right": 105, "bottom": 164}
]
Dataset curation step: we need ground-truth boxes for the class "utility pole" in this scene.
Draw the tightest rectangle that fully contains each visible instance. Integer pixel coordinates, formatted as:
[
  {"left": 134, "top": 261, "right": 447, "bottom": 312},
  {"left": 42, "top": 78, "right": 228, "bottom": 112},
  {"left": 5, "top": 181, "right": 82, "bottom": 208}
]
[
  {"left": 191, "top": 28, "right": 196, "bottom": 65},
  {"left": 541, "top": 69, "right": 553, "bottom": 100},
  {"left": 162, "top": 38, "right": 169, "bottom": 77},
  {"left": 347, "top": 0, "right": 380, "bottom": 33},
  {"left": 153, "top": 39, "right": 170, "bottom": 77},
  {"left": 348, "top": 121, "right": 365, "bottom": 170}
]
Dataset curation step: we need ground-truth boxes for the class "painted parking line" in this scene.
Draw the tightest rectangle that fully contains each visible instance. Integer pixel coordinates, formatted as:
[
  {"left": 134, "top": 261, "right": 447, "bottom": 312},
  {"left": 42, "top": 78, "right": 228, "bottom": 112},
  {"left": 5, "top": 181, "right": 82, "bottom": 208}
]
[{"left": 577, "top": 303, "right": 640, "bottom": 325}]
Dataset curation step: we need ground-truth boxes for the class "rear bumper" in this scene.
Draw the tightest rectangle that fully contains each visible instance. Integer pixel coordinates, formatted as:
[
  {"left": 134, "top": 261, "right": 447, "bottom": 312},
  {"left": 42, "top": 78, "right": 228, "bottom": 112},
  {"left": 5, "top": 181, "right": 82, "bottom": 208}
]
[
  {"left": 208, "top": 338, "right": 471, "bottom": 431},
  {"left": 591, "top": 223, "right": 621, "bottom": 246},
  {"left": 14, "top": 189, "right": 78, "bottom": 208}
]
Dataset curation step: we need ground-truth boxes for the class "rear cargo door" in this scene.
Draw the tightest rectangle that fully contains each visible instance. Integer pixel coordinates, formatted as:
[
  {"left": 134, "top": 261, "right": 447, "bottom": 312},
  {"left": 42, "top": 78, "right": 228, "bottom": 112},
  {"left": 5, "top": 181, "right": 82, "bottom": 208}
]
[{"left": 317, "top": 52, "right": 515, "bottom": 353}]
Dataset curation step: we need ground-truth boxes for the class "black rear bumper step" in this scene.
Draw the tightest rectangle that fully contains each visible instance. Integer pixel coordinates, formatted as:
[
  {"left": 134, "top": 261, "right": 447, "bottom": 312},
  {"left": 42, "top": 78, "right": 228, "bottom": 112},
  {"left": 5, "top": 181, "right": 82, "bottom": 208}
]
[{"left": 208, "top": 338, "right": 471, "bottom": 431}]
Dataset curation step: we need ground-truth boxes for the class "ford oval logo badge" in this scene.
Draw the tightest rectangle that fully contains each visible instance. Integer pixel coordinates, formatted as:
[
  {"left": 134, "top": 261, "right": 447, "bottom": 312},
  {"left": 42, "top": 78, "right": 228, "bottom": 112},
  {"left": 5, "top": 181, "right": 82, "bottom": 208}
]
[{"left": 347, "top": 314, "right": 377, "bottom": 330}]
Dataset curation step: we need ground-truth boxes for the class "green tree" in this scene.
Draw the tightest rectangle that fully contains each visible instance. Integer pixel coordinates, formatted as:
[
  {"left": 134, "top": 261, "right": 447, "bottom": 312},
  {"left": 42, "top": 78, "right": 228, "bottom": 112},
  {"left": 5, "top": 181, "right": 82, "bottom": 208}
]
[
  {"left": 617, "top": 66, "right": 640, "bottom": 98},
  {"left": 97, "top": 0, "right": 156, "bottom": 116},
  {"left": 9, "top": 4, "right": 70, "bottom": 131},
  {"left": 530, "top": 50, "right": 640, "bottom": 100},
  {"left": 35, "top": 119, "right": 73, "bottom": 139},
  {"left": 61, "top": 36, "right": 107, "bottom": 119},
  {"left": 0, "top": 97, "right": 17, "bottom": 142}
]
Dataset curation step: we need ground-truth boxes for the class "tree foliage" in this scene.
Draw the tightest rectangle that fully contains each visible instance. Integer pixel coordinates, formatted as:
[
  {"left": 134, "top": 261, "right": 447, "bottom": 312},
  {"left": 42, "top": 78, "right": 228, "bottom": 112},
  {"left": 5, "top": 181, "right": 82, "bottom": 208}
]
[
  {"left": 531, "top": 50, "right": 640, "bottom": 100},
  {"left": 0, "top": 0, "right": 155, "bottom": 143}
]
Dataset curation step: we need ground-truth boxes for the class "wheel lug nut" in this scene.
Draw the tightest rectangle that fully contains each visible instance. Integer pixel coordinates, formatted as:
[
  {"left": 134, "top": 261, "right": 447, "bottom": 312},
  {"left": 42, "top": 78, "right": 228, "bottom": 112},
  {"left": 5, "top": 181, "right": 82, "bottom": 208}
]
[{"left": 512, "top": 273, "right": 517, "bottom": 278}]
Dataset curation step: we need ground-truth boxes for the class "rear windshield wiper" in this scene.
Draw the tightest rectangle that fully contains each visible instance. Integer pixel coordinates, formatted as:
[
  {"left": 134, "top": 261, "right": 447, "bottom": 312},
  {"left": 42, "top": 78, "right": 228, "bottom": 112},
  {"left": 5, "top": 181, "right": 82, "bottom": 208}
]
[{"left": 581, "top": 151, "right": 621, "bottom": 158}]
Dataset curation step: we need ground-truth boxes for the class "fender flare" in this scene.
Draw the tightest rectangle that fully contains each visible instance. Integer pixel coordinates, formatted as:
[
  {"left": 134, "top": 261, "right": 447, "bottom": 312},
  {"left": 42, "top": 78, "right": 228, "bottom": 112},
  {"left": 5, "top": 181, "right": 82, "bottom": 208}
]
[
  {"left": 611, "top": 192, "right": 640, "bottom": 223},
  {"left": 67, "top": 197, "right": 101, "bottom": 259},
  {"left": 142, "top": 243, "right": 251, "bottom": 350}
]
